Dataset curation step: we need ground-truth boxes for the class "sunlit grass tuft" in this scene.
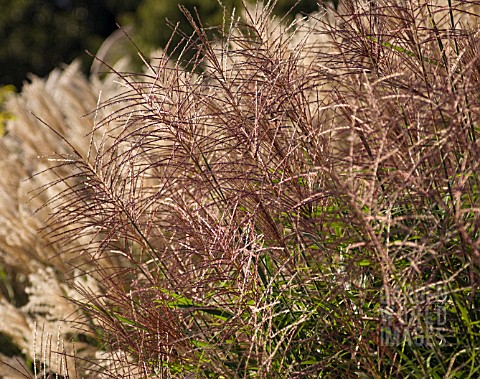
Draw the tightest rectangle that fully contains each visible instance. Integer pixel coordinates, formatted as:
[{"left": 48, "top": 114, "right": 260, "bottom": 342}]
[{"left": 2, "top": 0, "right": 480, "bottom": 377}]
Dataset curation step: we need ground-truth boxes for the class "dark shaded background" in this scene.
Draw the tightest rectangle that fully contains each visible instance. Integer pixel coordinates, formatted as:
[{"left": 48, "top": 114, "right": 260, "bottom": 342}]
[{"left": 0, "top": 0, "right": 320, "bottom": 88}]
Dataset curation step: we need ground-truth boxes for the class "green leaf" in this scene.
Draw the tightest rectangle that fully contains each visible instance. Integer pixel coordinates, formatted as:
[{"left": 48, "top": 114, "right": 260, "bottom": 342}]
[{"left": 356, "top": 259, "right": 371, "bottom": 267}]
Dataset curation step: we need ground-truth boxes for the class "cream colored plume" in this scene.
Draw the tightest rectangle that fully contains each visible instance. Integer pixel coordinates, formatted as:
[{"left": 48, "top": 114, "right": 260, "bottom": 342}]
[{"left": 0, "top": 60, "right": 123, "bottom": 376}]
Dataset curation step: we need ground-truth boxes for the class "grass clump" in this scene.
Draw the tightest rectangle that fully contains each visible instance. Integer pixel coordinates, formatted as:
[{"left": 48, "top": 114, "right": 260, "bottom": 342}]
[
  {"left": 23, "top": 0, "right": 480, "bottom": 377},
  {"left": 0, "top": 61, "right": 126, "bottom": 377}
]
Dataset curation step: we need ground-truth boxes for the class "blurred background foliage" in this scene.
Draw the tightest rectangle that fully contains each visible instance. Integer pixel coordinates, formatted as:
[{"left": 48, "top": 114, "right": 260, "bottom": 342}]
[
  {"left": 0, "top": 0, "right": 320, "bottom": 89},
  {"left": 0, "top": 85, "right": 15, "bottom": 135}
]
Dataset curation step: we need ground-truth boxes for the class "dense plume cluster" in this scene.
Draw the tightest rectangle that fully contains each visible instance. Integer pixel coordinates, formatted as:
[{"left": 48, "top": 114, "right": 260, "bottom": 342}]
[
  {"left": 0, "top": 61, "right": 123, "bottom": 377},
  {"left": 1, "top": 1, "right": 480, "bottom": 377}
]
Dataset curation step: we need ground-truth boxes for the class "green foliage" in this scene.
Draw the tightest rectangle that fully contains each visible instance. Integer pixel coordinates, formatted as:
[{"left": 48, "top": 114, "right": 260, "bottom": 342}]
[{"left": 0, "top": 85, "right": 15, "bottom": 136}]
